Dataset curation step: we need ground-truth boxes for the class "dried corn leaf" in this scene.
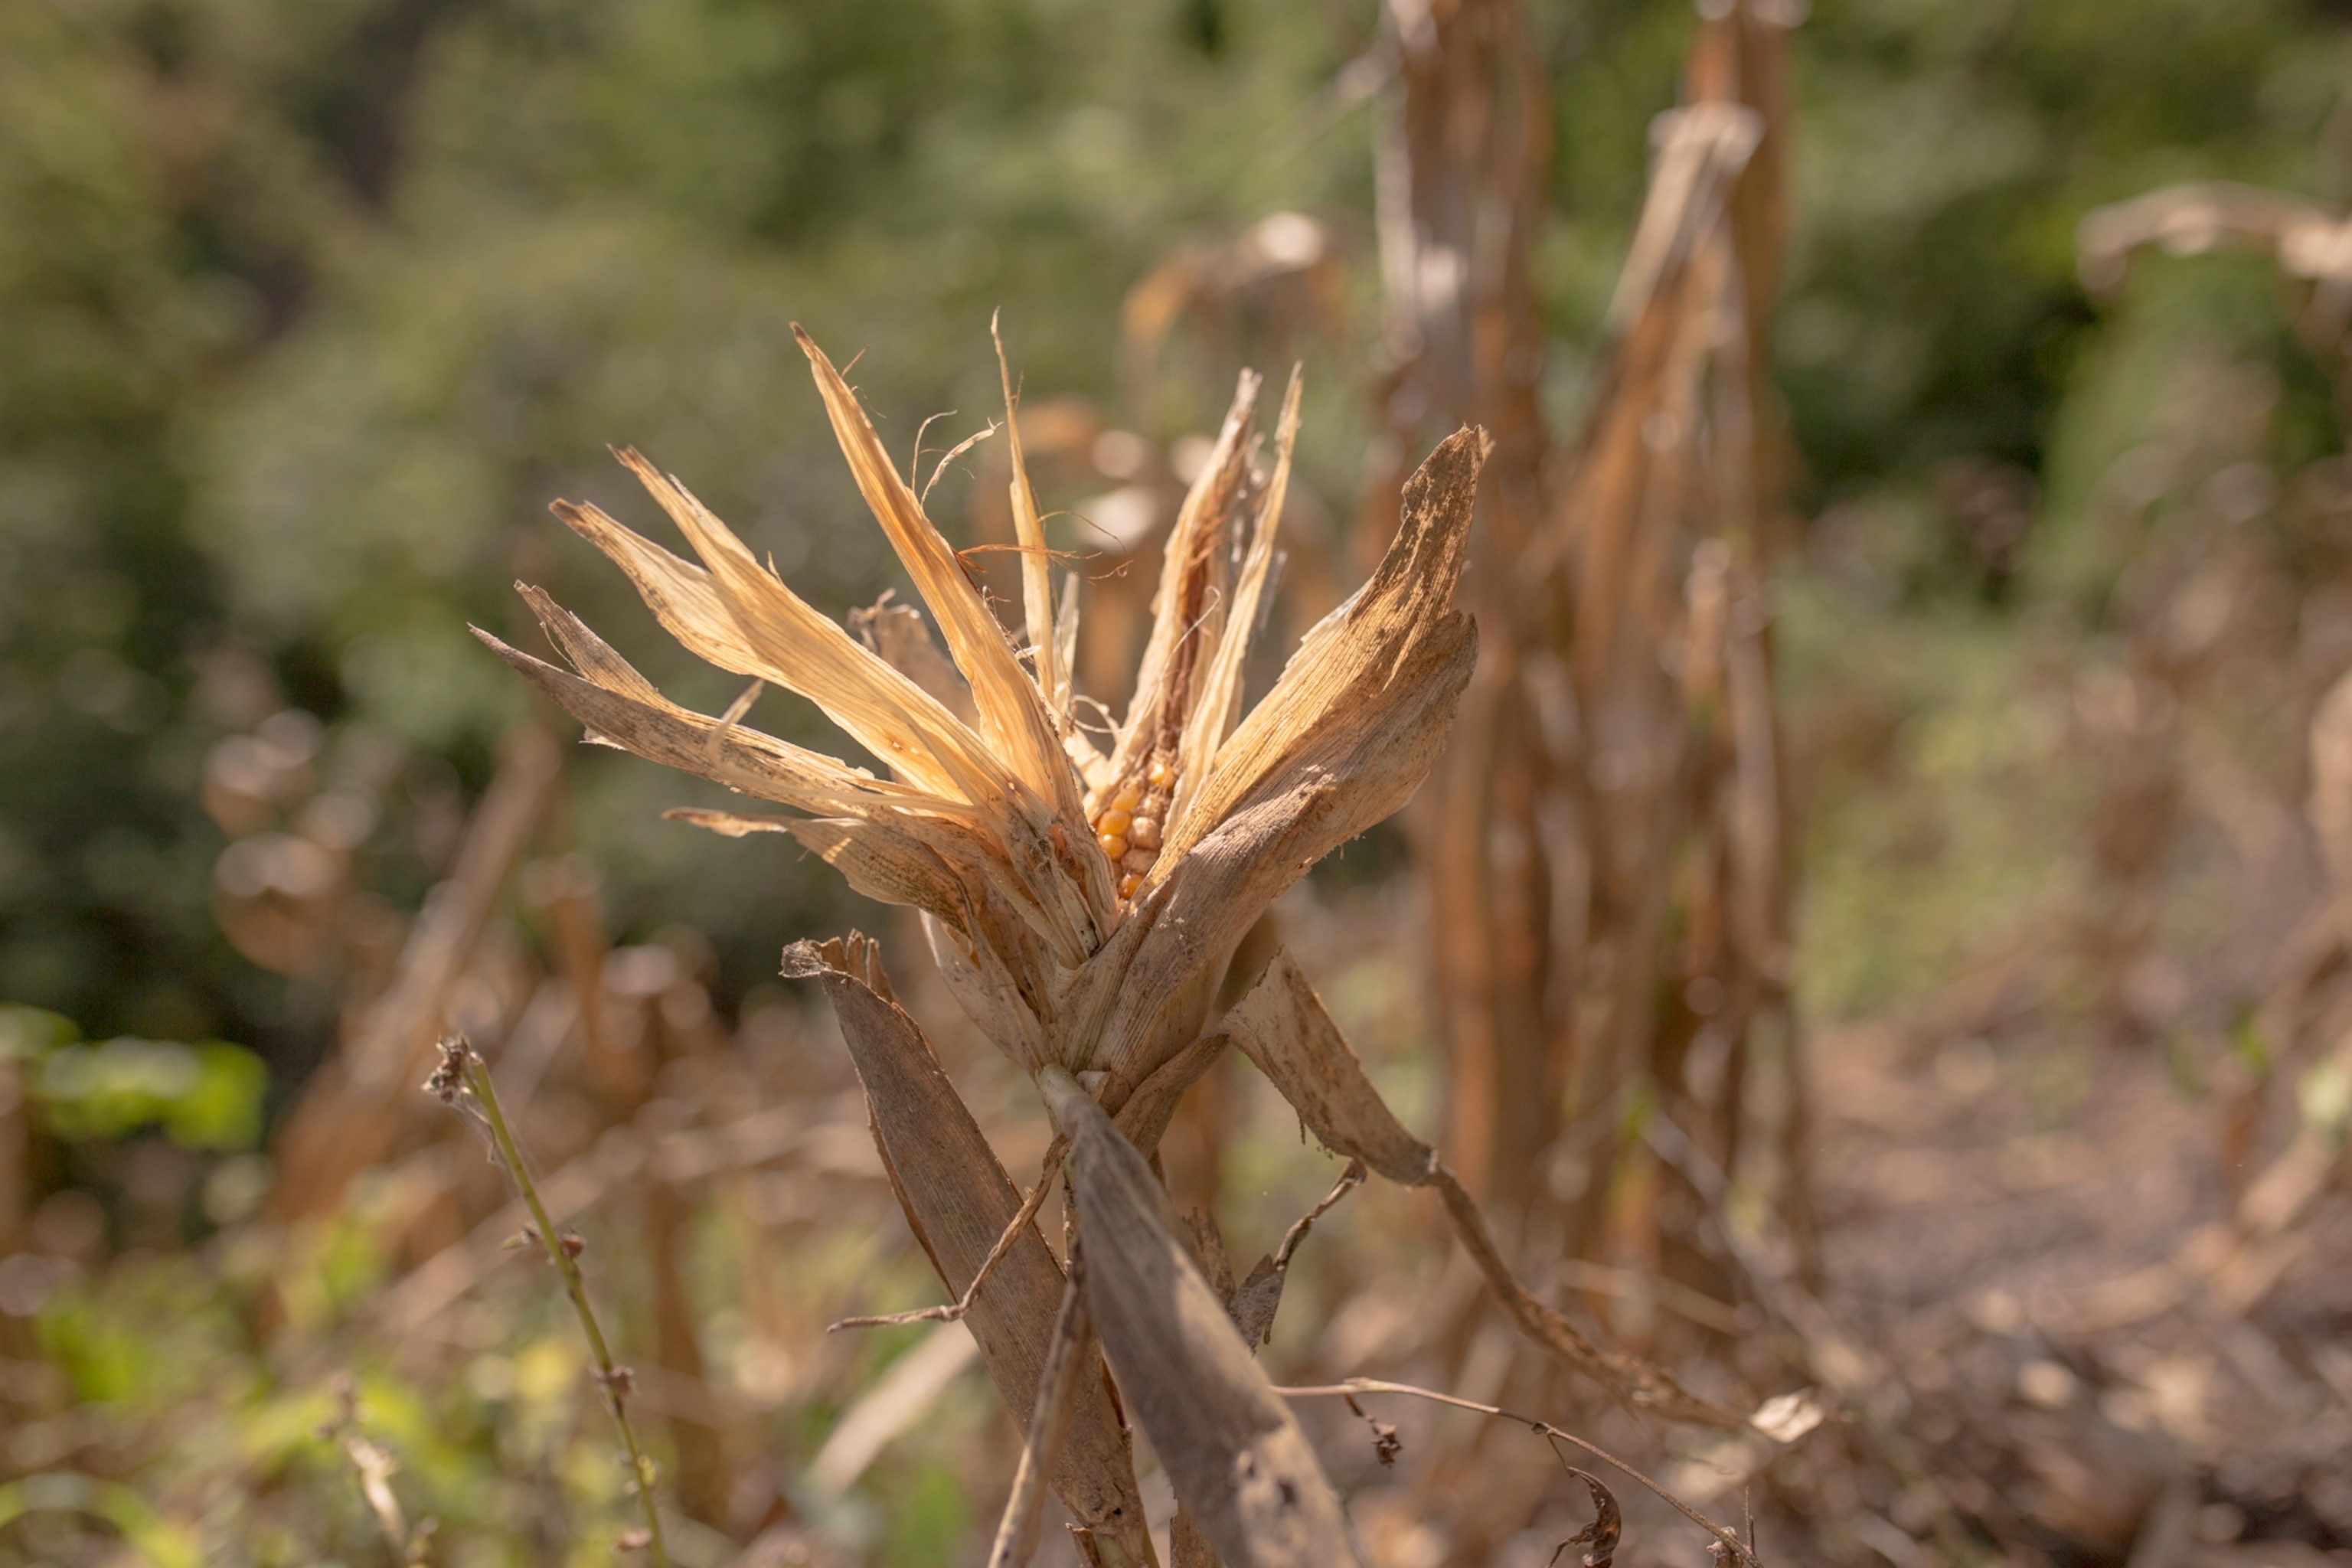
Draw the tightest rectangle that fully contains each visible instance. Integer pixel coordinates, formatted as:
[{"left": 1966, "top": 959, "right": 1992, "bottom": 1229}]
[
  {"left": 795, "top": 328, "right": 1085, "bottom": 834},
  {"left": 1040, "top": 1067, "right": 1363, "bottom": 1568},
  {"left": 851, "top": 598, "right": 978, "bottom": 727},
  {"left": 590, "top": 442, "right": 1099, "bottom": 969},
  {"left": 785, "top": 939, "right": 1153, "bottom": 1563},
  {"left": 1174, "top": 369, "right": 1302, "bottom": 833},
  {"left": 1223, "top": 952, "right": 1433, "bottom": 1185},
  {"left": 671, "top": 812, "right": 973, "bottom": 932},
  {"left": 1224, "top": 949, "right": 1742, "bottom": 1429},
  {"left": 1110, "top": 373, "right": 1260, "bottom": 788},
  {"left": 474, "top": 627, "right": 944, "bottom": 822},
  {"left": 995, "top": 321, "right": 1067, "bottom": 724},
  {"left": 1161, "top": 426, "right": 1483, "bottom": 868},
  {"left": 552, "top": 472, "right": 1004, "bottom": 815}
]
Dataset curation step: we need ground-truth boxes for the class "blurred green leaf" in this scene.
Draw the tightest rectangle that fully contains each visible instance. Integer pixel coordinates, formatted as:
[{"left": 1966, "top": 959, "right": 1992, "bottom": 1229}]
[{"left": 28, "top": 1034, "right": 269, "bottom": 1150}]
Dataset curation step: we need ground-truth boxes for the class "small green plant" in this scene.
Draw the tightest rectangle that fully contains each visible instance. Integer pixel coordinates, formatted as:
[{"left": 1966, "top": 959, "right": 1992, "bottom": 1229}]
[{"left": 426, "top": 1038, "right": 668, "bottom": 1566}]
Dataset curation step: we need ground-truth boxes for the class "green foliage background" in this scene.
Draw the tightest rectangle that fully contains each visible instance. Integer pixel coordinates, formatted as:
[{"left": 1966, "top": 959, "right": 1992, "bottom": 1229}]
[{"left": 3, "top": 0, "right": 2347, "bottom": 1082}]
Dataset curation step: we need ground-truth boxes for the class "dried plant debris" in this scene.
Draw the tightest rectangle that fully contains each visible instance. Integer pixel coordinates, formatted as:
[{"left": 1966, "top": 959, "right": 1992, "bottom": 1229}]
[
  {"left": 1341, "top": 1392, "right": 1402, "bottom": 1468},
  {"left": 782, "top": 938, "right": 1152, "bottom": 1564},
  {"left": 1550, "top": 1468, "right": 1622, "bottom": 1568}
]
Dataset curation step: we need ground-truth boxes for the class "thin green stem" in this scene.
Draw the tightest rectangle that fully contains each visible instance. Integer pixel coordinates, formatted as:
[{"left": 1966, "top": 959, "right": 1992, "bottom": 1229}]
[{"left": 439, "top": 1041, "right": 668, "bottom": 1566}]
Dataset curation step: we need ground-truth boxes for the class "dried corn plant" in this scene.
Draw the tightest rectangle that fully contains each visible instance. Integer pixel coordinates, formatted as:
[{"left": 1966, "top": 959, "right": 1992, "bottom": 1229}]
[
  {"left": 2050, "top": 170, "right": 2352, "bottom": 1275},
  {"left": 1374, "top": 0, "right": 1805, "bottom": 1315},
  {"left": 2075, "top": 181, "right": 2352, "bottom": 1041},
  {"left": 1363, "top": 0, "right": 1560, "bottom": 1220},
  {"left": 479, "top": 325, "right": 1769, "bottom": 1566},
  {"left": 1530, "top": 0, "right": 1804, "bottom": 1315}
]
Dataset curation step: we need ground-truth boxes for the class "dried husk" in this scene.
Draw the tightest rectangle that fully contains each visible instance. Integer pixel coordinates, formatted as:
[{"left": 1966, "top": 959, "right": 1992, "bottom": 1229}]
[
  {"left": 488, "top": 328, "right": 1481, "bottom": 1096},
  {"left": 1083, "top": 428, "right": 1487, "bottom": 1099},
  {"left": 794, "top": 328, "right": 1087, "bottom": 838}
]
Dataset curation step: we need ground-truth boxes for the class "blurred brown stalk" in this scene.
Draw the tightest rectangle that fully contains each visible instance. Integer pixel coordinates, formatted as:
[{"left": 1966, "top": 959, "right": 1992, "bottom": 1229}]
[{"left": 1370, "top": 0, "right": 1807, "bottom": 1310}]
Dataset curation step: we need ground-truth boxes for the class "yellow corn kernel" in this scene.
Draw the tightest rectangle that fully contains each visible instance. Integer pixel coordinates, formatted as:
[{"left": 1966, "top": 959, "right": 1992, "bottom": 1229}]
[
  {"left": 1146, "top": 759, "right": 1176, "bottom": 789},
  {"left": 1117, "top": 872, "right": 1144, "bottom": 900},
  {"left": 1097, "top": 831, "right": 1129, "bottom": 859},
  {"left": 1110, "top": 783, "right": 1143, "bottom": 813},
  {"left": 1096, "top": 808, "right": 1133, "bottom": 837}
]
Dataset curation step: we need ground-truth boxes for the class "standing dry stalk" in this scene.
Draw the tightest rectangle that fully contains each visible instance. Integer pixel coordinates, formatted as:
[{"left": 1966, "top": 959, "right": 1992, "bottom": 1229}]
[
  {"left": 482, "top": 324, "right": 1775, "bottom": 1567},
  {"left": 426, "top": 1039, "right": 668, "bottom": 1566},
  {"left": 1374, "top": 0, "right": 1805, "bottom": 1316},
  {"left": 1531, "top": 0, "right": 1805, "bottom": 1307},
  {"left": 1364, "top": 0, "right": 1560, "bottom": 1213}
]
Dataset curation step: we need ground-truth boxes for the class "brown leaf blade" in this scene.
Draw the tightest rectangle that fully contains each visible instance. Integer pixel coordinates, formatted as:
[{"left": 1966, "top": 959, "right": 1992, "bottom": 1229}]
[
  {"left": 785, "top": 939, "right": 1154, "bottom": 1563},
  {"left": 1040, "top": 1067, "right": 1364, "bottom": 1568},
  {"left": 1165, "top": 426, "right": 1485, "bottom": 869},
  {"left": 1223, "top": 952, "right": 1436, "bottom": 1185}
]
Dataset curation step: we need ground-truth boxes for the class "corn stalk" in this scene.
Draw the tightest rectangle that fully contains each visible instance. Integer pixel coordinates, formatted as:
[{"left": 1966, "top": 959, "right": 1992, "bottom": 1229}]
[{"left": 1374, "top": 0, "right": 1806, "bottom": 1308}]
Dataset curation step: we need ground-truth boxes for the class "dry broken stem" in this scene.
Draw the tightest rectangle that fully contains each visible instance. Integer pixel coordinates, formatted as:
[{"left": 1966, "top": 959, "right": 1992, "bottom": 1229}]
[
  {"left": 832, "top": 1136, "right": 1067, "bottom": 1332},
  {"left": 986, "top": 1235, "right": 1093, "bottom": 1568},
  {"left": 1276, "top": 1380, "right": 1758, "bottom": 1568}
]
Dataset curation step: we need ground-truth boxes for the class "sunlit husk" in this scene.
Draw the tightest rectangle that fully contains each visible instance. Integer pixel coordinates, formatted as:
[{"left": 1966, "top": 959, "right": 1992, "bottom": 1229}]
[{"left": 489, "top": 334, "right": 1479, "bottom": 1085}]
